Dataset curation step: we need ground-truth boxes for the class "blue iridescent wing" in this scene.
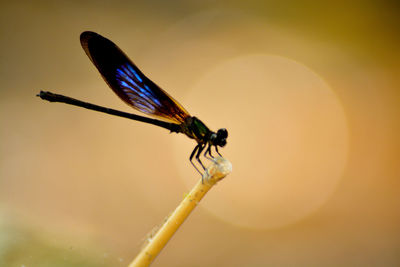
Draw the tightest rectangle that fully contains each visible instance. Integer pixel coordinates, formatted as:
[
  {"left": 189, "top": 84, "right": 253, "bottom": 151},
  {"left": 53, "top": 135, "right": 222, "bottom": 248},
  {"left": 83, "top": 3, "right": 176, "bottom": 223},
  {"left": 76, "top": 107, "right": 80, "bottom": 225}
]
[{"left": 80, "top": 31, "right": 190, "bottom": 124}]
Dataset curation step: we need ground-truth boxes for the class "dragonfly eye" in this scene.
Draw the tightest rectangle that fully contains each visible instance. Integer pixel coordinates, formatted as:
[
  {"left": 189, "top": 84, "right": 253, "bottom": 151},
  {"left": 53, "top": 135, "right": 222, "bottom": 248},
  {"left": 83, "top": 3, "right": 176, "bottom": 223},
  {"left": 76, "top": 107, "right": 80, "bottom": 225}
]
[
  {"left": 217, "top": 128, "right": 228, "bottom": 139},
  {"left": 216, "top": 128, "right": 228, "bottom": 147},
  {"left": 218, "top": 138, "right": 227, "bottom": 147}
]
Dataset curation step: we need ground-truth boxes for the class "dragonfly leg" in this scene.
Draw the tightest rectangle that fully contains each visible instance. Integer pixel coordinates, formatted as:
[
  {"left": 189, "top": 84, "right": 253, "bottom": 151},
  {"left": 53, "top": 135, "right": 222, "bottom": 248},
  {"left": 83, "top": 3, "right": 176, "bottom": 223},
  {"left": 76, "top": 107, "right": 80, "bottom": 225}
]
[
  {"left": 215, "top": 146, "right": 222, "bottom": 157},
  {"left": 196, "top": 144, "right": 208, "bottom": 183},
  {"left": 189, "top": 144, "right": 202, "bottom": 175},
  {"left": 204, "top": 143, "right": 213, "bottom": 160},
  {"left": 195, "top": 143, "right": 206, "bottom": 170}
]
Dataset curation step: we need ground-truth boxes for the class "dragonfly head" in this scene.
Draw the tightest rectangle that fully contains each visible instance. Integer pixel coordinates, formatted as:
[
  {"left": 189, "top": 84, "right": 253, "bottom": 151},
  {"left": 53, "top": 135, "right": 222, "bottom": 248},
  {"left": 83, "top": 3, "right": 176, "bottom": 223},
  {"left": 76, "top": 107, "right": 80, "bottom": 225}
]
[{"left": 211, "top": 128, "right": 228, "bottom": 147}]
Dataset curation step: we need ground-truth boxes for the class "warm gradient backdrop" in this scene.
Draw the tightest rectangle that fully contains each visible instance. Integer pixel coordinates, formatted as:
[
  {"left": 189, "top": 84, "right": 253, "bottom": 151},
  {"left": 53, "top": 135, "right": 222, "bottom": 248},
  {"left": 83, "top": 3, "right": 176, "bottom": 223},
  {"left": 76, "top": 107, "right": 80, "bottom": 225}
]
[{"left": 1, "top": 1, "right": 399, "bottom": 266}]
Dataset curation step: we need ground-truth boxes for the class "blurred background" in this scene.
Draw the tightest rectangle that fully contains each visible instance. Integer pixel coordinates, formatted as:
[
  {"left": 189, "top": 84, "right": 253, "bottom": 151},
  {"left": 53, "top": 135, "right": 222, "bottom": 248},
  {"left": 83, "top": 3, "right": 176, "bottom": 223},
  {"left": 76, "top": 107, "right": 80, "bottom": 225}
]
[{"left": 1, "top": 0, "right": 399, "bottom": 266}]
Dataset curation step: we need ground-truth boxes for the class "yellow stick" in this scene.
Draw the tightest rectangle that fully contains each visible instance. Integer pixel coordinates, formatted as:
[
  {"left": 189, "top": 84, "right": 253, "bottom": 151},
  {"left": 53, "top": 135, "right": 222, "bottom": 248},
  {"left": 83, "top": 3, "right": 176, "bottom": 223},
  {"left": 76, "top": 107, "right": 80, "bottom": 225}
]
[{"left": 128, "top": 157, "right": 232, "bottom": 267}]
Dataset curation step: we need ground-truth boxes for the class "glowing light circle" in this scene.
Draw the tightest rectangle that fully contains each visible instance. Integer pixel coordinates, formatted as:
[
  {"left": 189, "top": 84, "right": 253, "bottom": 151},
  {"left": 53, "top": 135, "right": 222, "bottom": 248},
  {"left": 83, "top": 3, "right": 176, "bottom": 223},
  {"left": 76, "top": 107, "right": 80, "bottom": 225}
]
[{"left": 173, "top": 54, "right": 348, "bottom": 230}]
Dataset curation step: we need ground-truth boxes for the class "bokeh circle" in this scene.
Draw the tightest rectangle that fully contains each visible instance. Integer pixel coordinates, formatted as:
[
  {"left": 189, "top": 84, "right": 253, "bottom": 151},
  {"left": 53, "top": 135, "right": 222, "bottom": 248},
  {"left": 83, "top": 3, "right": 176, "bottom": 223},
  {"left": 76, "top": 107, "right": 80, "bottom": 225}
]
[{"left": 173, "top": 54, "right": 349, "bottom": 230}]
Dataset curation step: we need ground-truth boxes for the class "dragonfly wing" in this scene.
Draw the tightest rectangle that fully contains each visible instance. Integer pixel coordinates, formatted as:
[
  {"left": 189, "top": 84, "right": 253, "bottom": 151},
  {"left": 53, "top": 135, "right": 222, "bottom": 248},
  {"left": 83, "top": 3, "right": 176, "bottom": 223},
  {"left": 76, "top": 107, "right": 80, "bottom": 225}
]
[{"left": 80, "top": 31, "right": 190, "bottom": 124}]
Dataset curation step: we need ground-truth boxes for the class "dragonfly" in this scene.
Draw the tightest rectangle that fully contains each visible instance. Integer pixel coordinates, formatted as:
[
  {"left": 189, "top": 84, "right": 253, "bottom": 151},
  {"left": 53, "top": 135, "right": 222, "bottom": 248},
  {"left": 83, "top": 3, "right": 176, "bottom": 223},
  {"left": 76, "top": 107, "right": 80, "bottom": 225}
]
[{"left": 38, "top": 31, "right": 228, "bottom": 174}]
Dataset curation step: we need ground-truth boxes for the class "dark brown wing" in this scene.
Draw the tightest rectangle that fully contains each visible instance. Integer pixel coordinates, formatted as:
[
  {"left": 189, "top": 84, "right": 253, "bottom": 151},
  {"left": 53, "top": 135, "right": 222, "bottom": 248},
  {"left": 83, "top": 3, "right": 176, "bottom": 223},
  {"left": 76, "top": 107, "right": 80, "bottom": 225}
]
[{"left": 80, "top": 31, "right": 190, "bottom": 124}]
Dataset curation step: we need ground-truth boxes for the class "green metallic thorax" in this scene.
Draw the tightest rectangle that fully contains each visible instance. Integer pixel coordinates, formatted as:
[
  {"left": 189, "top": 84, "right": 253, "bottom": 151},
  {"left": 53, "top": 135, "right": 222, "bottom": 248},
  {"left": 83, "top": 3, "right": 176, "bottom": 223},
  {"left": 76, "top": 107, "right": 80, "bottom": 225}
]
[{"left": 180, "top": 116, "right": 212, "bottom": 144}]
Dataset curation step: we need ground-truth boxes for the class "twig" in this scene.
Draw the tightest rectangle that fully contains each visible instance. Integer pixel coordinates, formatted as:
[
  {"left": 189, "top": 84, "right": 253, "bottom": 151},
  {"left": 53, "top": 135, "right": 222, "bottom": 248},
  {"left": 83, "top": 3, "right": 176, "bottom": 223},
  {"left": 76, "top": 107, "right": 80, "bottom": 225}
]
[{"left": 128, "top": 157, "right": 232, "bottom": 267}]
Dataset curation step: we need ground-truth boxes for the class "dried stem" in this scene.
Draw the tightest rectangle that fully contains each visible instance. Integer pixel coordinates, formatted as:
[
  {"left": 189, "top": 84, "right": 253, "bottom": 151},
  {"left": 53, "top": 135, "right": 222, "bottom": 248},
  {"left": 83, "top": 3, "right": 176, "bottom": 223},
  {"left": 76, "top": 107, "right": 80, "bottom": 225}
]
[{"left": 128, "top": 157, "right": 232, "bottom": 267}]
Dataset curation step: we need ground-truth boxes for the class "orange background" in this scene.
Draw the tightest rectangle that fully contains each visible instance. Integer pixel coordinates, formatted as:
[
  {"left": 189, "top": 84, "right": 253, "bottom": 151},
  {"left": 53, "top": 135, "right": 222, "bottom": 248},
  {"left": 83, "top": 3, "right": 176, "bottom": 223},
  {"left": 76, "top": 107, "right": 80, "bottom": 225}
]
[{"left": 1, "top": 1, "right": 399, "bottom": 266}]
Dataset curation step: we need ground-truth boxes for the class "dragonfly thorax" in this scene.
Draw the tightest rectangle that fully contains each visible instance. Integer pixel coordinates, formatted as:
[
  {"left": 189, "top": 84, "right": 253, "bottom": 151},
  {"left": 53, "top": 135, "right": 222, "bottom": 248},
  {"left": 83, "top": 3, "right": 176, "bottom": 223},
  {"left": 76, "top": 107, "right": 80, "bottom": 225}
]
[{"left": 182, "top": 117, "right": 227, "bottom": 148}]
